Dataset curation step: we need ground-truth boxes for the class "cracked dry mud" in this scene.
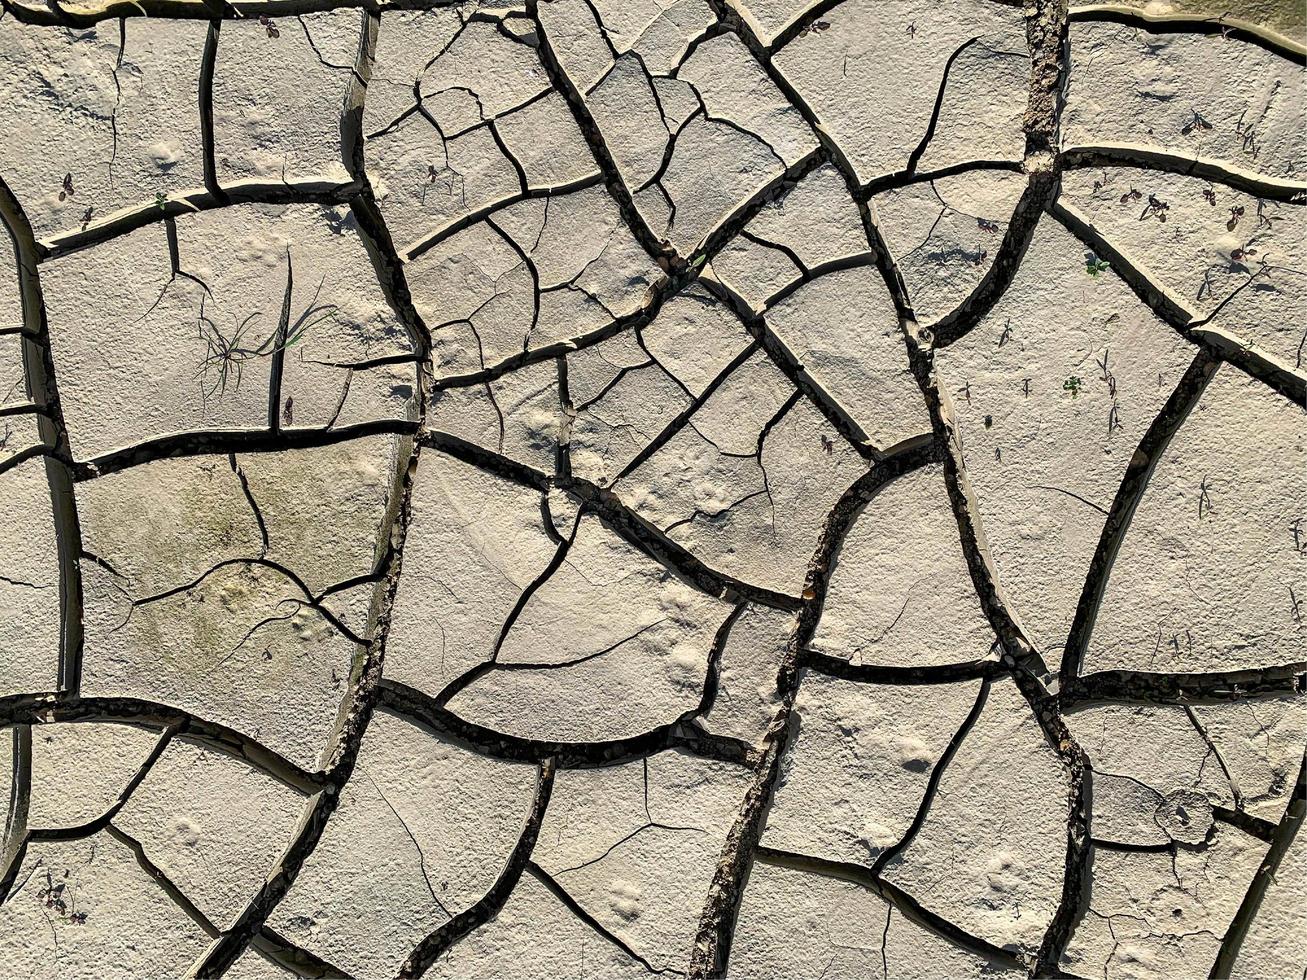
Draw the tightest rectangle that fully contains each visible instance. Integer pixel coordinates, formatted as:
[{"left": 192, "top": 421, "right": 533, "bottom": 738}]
[{"left": 0, "top": 0, "right": 1304, "bottom": 977}]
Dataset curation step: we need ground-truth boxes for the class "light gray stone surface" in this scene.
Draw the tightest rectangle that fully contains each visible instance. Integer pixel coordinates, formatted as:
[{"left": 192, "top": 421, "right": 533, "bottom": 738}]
[{"left": 0, "top": 2, "right": 1302, "bottom": 977}]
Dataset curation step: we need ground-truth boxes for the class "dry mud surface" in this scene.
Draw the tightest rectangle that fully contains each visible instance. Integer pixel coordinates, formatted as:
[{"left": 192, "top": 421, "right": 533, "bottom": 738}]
[{"left": 0, "top": 0, "right": 1304, "bottom": 977}]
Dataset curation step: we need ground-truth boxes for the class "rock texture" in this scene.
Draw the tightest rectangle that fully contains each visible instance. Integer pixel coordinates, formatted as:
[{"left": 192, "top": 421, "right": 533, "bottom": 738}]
[{"left": 0, "top": 1, "right": 1303, "bottom": 978}]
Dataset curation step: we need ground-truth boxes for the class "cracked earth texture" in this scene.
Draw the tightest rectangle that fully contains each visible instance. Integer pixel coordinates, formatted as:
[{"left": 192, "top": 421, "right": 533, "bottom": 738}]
[{"left": 0, "top": 0, "right": 1303, "bottom": 977}]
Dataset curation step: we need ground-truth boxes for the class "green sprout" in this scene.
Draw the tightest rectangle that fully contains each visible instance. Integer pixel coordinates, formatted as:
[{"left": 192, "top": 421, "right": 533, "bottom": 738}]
[
  {"left": 1085, "top": 254, "right": 1110, "bottom": 276},
  {"left": 1063, "top": 375, "right": 1084, "bottom": 398},
  {"left": 154, "top": 192, "right": 167, "bottom": 211},
  {"left": 197, "top": 249, "right": 335, "bottom": 404}
]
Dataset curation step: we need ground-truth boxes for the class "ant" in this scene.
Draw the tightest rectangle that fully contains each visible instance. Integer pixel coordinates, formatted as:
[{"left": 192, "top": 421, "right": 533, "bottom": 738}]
[
  {"left": 1227, "top": 205, "right": 1245, "bottom": 231},
  {"left": 1202, "top": 185, "right": 1217, "bottom": 207},
  {"left": 977, "top": 217, "right": 1000, "bottom": 234},
  {"left": 258, "top": 14, "right": 280, "bottom": 37},
  {"left": 57, "top": 172, "right": 75, "bottom": 202},
  {"left": 1119, "top": 187, "right": 1143, "bottom": 206}
]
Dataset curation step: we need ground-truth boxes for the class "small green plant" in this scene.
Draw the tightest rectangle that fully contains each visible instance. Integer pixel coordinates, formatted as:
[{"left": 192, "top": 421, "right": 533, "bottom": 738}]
[
  {"left": 1141, "top": 193, "right": 1170, "bottom": 222},
  {"left": 1181, "top": 110, "right": 1212, "bottom": 136},
  {"left": 1063, "top": 375, "right": 1083, "bottom": 398},
  {"left": 1197, "top": 476, "right": 1214, "bottom": 519},
  {"left": 1085, "top": 255, "right": 1110, "bottom": 276},
  {"left": 422, "top": 163, "right": 466, "bottom": 207},
  {"left": 154, "top": 192, "right": 167, "bottom": 211},
  {"left": 197, "top": 250, "right": 336, "bottom": 403}
]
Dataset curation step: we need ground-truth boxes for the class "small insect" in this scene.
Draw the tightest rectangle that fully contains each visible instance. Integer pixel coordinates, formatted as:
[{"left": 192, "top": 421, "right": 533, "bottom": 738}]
[
  {"left": 80, "top": 206, "right": 93, "bottom": 230},
  {"left": 1119, "top": 187, "right": 1143, "bottom": 205},
  {"left": 977, "top": 217, "right": 1000, "bottom": 234},
  {"left": 1202, "top": 185, "right": 1217, "bottom": 207},
  {"left": 983, "top": 414, "right": 993, "bottom": 429},
  {"left": 282, "top": 395, "right": 294, "bottom": 426},
  {"left": 258, "top": 13, "right": 280, "bottom": 37},
  {"left": 69, "top": 911, "right": 89, "bottom": 925},
  {"left": 820, "top": 433, "right": 833, "bottom": 455},
  {"left": 1230, "top": 245, "right": 1257, "bottom": 263},
  {"left": 1227, "top": 205, "right": 1245, "bottom": 231},
  {"left": 57, "top": 172, "right": 74, "bottom": 202}
]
